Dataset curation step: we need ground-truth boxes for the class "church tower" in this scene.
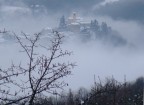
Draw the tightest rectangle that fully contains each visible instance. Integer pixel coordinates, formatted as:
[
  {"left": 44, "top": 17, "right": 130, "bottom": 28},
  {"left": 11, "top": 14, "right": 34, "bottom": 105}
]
[{"left": 72, "top": 12, "right": 77, "bottom": 22}]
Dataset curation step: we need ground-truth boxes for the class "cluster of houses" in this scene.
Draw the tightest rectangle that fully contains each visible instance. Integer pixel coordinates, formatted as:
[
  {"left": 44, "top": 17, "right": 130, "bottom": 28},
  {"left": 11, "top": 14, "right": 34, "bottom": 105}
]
[
  {"left": 58, "top": 12, "right": 127, "bottom": 46},
  {"left": 58, "top": 12, "right": 90, "bottom": 33}
]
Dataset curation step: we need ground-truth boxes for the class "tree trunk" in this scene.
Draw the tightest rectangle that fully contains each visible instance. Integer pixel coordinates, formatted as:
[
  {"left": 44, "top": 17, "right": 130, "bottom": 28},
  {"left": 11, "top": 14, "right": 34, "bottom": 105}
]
[
  {"left": 143, "top": 85, "right": 144, "bottom": 105},
  {"left": 29, "top": 92, "right": 36, "bottom": 105}
]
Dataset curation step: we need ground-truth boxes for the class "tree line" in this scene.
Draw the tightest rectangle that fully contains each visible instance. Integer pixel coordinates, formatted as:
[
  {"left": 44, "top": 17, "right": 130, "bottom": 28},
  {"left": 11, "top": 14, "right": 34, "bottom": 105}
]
[{"left": 20, "top": 77, "right": 143, "bottom": 105}]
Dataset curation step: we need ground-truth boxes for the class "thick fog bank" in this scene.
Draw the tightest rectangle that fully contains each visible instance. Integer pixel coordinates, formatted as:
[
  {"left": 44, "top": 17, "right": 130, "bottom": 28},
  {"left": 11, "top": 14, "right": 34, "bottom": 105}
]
[{"left": 0, "top": 39, "right": 143, "bottom": 90}]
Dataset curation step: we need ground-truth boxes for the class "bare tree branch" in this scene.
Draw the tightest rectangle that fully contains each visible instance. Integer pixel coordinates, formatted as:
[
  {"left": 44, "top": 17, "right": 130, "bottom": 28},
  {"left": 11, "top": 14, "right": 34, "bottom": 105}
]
[{"left": 0, "top": 31, "right": 75, "bottom": 105}]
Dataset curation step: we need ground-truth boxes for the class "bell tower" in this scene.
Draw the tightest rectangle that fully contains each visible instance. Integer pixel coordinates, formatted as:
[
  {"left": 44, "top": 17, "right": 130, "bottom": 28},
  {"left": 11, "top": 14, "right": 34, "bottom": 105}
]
[{"left": 73, "top": 12, "right": 77, "bottom": 22}]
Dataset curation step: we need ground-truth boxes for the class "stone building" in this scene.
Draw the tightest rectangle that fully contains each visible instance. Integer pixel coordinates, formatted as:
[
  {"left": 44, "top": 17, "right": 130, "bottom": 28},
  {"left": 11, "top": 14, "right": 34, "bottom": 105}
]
[{"left": 66, "top": 12, "right": 90, "bottom": 33}]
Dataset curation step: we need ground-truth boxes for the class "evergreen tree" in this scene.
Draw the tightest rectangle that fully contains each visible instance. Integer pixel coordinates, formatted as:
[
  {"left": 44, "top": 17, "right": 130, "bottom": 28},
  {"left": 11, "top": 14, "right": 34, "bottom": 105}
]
[
  {"left": 90, "top": 19, "right": 99, "bottom": 32},
  {"left": 67, "top": 89, "right": 74, "bottom": 105},
  {"left": 101, "top": 22, "right": 109, "bottom": 34},
  {"left": 77, "top": 87, "right": 88, "bottom": 101},
  {"left": 59, "top": 15, "right": 67, "bottom": 30}
]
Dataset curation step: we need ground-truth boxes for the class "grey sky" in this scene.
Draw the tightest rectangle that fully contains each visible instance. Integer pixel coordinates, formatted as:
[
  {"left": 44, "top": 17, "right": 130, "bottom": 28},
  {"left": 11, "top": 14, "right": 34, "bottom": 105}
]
[
  {"left": 0, "top": 0, "right": 104, "bottom": 13},
  {"left": 94, "top": 0, "right": 144, "bottom": 23}
]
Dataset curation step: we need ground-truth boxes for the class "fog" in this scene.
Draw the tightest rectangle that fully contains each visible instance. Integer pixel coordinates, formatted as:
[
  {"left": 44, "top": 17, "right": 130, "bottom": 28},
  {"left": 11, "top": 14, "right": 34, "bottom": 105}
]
[
  {"left": 0, "top": 0, "right": 144, "bottom": 91},
  {"left": 64, "top": 41, "right": 144, "bottom": 89}
]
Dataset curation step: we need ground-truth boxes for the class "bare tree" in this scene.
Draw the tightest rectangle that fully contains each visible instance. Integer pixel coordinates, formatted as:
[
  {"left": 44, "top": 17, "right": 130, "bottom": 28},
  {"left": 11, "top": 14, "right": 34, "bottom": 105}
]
[
  {"left": 0, "top": 31, "right": 75, "bottom": 105},
  {"left": 84, "top": 76, "right": 123, "bottom": 105}
]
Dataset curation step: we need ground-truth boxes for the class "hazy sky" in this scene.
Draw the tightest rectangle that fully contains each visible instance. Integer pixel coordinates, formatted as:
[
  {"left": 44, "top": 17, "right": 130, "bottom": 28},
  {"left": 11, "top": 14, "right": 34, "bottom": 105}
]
[
  {"left": 0, "top": 0, "right": 144, "bottom": 91},
  {"left": 94, "top": 0, "right": 144, "bottom": 23}
]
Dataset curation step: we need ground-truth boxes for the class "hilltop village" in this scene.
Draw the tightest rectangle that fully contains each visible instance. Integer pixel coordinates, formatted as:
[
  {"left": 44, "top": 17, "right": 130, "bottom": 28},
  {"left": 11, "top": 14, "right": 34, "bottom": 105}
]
[
  {"left": 57, "top": 12, "right": 127, "bottom": 46},
  {"left": 58, "top": 12, "right": 111, "bottom": 33}
]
